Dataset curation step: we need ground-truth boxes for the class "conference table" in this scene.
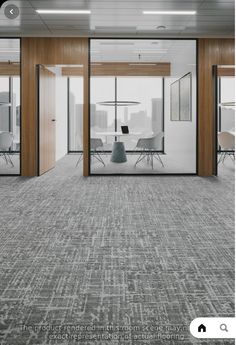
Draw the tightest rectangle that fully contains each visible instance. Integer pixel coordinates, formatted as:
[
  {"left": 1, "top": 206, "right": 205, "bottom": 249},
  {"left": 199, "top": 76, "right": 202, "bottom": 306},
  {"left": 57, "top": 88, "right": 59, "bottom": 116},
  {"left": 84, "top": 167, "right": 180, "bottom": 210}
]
[
  {"left": 96, "top": 100, "right": 141, "bottom": 163},
  {"left": 97, "top": 131, "right": 141, "bottom": 163},
  {"left": 98, "top": 131, "right": 141, "bottom": 141}
]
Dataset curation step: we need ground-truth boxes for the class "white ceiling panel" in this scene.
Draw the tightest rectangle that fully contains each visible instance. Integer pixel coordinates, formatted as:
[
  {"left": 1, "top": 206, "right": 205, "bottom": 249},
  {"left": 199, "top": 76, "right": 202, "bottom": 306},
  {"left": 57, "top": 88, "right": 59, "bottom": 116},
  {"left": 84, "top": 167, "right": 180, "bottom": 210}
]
[{"left": 0, "top": 0, "right": 234, "bottom": 37}]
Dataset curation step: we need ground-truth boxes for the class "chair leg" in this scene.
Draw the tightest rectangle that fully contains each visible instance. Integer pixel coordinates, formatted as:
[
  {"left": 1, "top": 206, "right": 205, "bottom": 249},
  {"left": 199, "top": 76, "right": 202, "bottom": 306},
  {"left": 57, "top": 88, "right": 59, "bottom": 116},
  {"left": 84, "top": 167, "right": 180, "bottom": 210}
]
[
  {"left": 76, "top": 153, "right": 83, "bottom": 167},
  {"left": 1, "top": 153, "right": 8, "bottom": 164},
  {"left": 154, "top": 153, "right": 164, "bottom": 167},
  {"left": 91, "top": 151, "right": 105, "bottom": 166},
  {"left": 96, "top": 152, "right": 105, "bottom": 166},
  {"left": 222, "top": 152, "right": 228, "bottom": 163},
  {"left": 217, "top": 152, "right": 223, "bottom": 164},
  {"left": 135, "top": 152, "right": 146, "bottom": 166},
  {"left": 7, "top": 154, "right": 14, "bottom": 167},
  {"left": 229, "top": 153, "right": 235, "bottom": 161},
  {"left": 2, "top": 153, "right": 14, "bottom": 167}
]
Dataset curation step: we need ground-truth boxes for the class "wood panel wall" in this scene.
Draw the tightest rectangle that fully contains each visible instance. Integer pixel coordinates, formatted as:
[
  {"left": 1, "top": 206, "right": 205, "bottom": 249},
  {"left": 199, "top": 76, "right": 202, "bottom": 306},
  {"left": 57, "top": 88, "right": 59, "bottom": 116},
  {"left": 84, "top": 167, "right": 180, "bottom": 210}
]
[
  {"left": 0, "top": 63, "right": 20, "bottom": 76},
  {"left": 62, "top": 62, "right": 171, "bottom": 77},
  {"left": 21, "top": 38, "right": 89, "bottom": 176},
  {"left": 91, "top": 62, "right": 171, "bottom": 76},
  {"left": 21, "top": 38, "right": 234, "bottom": 177},
  {"left": 217, "top": 66, "right": 235, "bottom": 77},
  {"left": 198, "top": 38, "right": 235, "bottom": 176}
]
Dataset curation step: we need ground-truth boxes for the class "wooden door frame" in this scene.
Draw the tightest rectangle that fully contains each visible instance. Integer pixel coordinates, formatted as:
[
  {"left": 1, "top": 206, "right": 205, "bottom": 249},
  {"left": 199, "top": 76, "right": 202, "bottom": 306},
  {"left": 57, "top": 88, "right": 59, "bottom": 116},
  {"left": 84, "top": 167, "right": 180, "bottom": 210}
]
[{"left": 37, "top": 64, "right": 56, "bottom": 176}]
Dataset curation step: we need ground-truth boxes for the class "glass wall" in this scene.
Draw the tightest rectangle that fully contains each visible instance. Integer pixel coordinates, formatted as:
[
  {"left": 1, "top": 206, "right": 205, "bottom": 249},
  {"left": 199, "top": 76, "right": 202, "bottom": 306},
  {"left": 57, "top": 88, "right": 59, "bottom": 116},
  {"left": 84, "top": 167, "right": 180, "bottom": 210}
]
[
  {"left": 90, "top": 39, "right": 197, "bottom": 175},
  {"left": 217, "top": 76, "right": 235, "bottom": 152},
  {"left": 117, "top": 77, "right": 164, "bottom": 151},
  {"left": 216, "top": 70, "right": 235, "bottom": 170},
  {"left": 0, "top": 39, "right": 20, "bottom": 175},
  {"left": 68, "top": 77, "right": 84, "bottom": 152},
  {"left": 90, "top": 77, "right": 164, "bottom": 152}
]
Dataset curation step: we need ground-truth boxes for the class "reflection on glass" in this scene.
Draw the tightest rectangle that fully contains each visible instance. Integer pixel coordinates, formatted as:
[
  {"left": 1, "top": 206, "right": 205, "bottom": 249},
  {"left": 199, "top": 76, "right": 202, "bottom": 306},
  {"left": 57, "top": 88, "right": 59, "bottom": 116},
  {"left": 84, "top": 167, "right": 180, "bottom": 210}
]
[
  {"left": 90, "top": 77, "right": 115, "bottom": 151},
  {"left": 218, "top": 77, "right": 235, "bottom": 134},
  {"left": 0, "top": 39, "right": 20, "bottom": 175},
  {"left": 90, "top": 39, "right": 197, "bottom": 175},
  {"left": 68, "top": 77, "right": 84, "bottom": 152},
  {"left": 217, "top": 75, "right": 235, "bottom": 155},
  {"left": 117, "top": 77, "right": 163, "bottom": 150}
]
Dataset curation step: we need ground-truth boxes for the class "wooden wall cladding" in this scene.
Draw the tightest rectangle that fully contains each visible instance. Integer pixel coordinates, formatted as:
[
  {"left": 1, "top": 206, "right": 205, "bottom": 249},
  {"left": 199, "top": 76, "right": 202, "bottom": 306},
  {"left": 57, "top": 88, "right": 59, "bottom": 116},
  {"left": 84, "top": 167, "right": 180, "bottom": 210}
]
[
  {"left": 0, "top": 63, "right": 20, "bottom": 76},
  {"left": 62, "top": 62, "right": 171, "bottom": 77},
  {"left": 21, "top": 38, "right": 234, "bottom": 178},
  {"left": 217, "top": 66, "right": 235, "bottom": 77},
  {"left": 91, "top": 62, "right": 171, "bottom": 76},
  {"left": 21, "top": 38, "right": 89, "bottom": 177},
  {"left": 198, "top": 38, "right": 235, "bottom": 176},
  {"left": 61, "top": 66, "right": 84, "bottom": 77}
]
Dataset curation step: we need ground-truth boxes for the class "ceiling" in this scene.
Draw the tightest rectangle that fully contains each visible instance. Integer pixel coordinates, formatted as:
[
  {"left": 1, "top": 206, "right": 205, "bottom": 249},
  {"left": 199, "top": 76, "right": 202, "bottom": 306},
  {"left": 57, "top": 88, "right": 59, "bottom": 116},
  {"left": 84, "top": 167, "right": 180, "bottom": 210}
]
[
  {"left": 91, "top": 39, "right": 196, "bottom": 64},
  {"left": 0, "top": 0, "right": 234, "bottom": 37}
]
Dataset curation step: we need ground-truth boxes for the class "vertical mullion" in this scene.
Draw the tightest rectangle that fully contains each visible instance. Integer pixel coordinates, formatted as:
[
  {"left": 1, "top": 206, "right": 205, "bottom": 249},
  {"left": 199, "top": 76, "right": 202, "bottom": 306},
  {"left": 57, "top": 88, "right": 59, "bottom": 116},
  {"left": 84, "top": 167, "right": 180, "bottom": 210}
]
[
  {"left": 115, "top": 77, "right": 117, "bottom": 141},
  {"left": 67, "top": 77, "right": 70, "bottom": 153},
  {"left": 9, "top": 77, "right": 12, "bottom": 133},
  {"left": 162, "top": 77, "right": 165, "bottom": 153}
]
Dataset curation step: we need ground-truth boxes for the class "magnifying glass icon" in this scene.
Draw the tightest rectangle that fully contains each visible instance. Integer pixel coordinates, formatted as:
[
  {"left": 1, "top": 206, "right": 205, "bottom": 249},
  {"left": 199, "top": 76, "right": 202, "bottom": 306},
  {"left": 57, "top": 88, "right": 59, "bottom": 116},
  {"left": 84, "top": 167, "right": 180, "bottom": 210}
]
[{"left": 220, "top": 324, "right": 228, "bottom": 332}]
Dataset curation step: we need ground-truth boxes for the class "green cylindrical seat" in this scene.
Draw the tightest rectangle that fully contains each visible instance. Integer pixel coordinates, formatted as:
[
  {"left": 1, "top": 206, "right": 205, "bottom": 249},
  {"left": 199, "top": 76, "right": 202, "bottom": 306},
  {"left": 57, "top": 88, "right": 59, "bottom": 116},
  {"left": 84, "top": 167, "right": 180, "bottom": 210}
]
[{"left": 111, "top": 142, "right": 127, "bottom": 163}]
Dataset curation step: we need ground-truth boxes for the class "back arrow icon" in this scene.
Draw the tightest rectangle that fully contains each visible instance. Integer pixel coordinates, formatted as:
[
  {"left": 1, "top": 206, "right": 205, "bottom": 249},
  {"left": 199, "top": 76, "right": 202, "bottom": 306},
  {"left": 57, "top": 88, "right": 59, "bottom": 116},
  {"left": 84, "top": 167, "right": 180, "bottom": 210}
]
[{"left": 4, "top": 4, "right": 20, "bottom": 19}]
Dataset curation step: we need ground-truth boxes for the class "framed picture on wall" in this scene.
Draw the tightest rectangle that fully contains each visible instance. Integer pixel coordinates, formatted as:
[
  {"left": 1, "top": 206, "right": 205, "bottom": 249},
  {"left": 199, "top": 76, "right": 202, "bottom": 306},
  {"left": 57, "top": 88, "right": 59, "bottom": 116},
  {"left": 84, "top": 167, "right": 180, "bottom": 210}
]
[
  {"left": 179, "top": 73, "right": 192, "bottom": 121},
  {"left": 170, "top": 79, "right": 180, "bottom": 121}
]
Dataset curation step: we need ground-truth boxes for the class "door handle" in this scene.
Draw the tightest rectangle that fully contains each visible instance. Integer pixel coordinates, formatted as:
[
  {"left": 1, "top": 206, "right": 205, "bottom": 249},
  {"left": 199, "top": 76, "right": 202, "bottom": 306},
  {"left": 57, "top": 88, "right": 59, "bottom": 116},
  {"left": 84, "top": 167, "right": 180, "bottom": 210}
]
[{"left": 51, "top": 119, "right": 56, "bottom": 122}]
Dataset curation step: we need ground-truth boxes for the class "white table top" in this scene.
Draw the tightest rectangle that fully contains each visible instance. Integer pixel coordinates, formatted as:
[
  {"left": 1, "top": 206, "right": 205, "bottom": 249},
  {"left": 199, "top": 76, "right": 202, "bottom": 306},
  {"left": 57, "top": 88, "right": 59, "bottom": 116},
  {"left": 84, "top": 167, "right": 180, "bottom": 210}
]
[{"left": 96, "top": 131, "right": 141, "bottom": 137}]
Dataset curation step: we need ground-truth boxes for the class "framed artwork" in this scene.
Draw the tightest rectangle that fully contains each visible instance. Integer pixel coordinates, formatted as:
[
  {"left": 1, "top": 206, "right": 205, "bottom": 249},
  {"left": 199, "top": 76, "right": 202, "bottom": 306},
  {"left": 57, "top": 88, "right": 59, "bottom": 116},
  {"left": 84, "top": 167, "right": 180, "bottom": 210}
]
[
  {"left": 170, "top": 79, "right": 180, "bottom": 121},
  {"left": 179, "top": 73, "right": 192, "bottom": 121}
]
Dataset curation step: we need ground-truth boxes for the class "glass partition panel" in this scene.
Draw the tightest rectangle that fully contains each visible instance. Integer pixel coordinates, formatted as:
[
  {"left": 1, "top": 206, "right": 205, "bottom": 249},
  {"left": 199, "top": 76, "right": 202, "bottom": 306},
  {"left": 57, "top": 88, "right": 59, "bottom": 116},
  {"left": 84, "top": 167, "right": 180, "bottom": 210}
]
[
  {"left": 68, "top": 77, "right": 84, "bottom": 152},
  {"left": 90, "top": 39, "right": 196, "bottom": 175},
  {"left": 117, "top": 77, "right": 163, "bottom": 151},
  {"left": 0, "top": 77, "right": 10, "bottom": 132},
  {"left": 218, "top": 76, "right": 235, "bottom": 141},
  {"left": 217, "top": 72, "right": 235, "bottom": 171},
  {"left": 90, "top": 77, "right": 115, "bottom": 151},
  {"left": 0, "top": 39, "right": 20, "bottom": 175}
]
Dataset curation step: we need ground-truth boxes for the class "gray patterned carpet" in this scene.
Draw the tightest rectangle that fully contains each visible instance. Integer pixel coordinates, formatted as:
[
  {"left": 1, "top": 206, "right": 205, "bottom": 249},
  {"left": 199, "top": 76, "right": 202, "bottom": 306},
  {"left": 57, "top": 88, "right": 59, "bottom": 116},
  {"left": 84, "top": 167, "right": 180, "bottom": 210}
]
[{"left": 0, "top": 155, "right": 235, "bottom": 345}]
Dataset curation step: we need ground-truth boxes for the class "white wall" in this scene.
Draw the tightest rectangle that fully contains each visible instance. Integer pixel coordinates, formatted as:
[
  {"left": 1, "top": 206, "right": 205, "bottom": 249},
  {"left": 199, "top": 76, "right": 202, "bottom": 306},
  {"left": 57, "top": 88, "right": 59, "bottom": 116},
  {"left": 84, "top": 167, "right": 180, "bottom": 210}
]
[
  {"left": 55, "top": 76, "right": 68, "bottom": 161},
  {"left": 164, "top": 41, "right": 197, "bottom": 172}
]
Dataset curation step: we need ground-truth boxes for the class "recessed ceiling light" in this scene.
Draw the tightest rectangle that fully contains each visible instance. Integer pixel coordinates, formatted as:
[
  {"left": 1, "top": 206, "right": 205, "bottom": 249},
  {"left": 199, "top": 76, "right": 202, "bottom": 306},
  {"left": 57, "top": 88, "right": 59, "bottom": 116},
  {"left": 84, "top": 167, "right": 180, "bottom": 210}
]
[
  {"left": 134, "top": 51, "right": 167, "bottom": 54},
  {"left": 100, "top": 42, "right": 135, "bottom": 46},
  {"left": 143, "top": 11, "right": 196, "bottom": 15},
  {"left": 36, "top": 9, "right": 91, "bottom": 14},
  {"left": 95, "top": 26, "right": 137, "bottom": 32},
  {"left": 156, "top": 26, "right": 166, "bottom": 30},
  {"left": 134, "top": 49, "right": 167, "bottom": 53}
]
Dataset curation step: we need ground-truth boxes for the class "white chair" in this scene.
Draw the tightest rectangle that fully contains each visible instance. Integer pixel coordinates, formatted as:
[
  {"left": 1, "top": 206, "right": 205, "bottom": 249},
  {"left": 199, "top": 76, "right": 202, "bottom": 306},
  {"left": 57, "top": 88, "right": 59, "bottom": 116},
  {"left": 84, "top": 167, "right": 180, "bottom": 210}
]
[
  {"left": 90, "top": 138, "right": 105, "bottom": 166},
  {"left": 135, "top": 132, "right": 164, "bottom": 169},
  {"left": 0, "top": 132, "right": 14, "bottom": 167},
  {"left": 218, "top": 131, "right": 235, "bottom": 164},
  {"left": 76, "top": 138, "right": 105, "bottom": 167}
]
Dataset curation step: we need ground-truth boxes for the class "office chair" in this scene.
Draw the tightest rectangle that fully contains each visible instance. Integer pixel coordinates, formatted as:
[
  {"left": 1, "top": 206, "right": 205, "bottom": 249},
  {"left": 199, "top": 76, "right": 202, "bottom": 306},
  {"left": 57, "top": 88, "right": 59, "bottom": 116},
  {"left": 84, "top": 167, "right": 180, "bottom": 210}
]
[
  {"left": 135, "top": 132, "right": 164, "bottom": 169},
  {"left": 0, "top": 132, "right": 14, "bottom": 167},
  {"left": 218, "top": 131, "right": 235, "bottom": 164},
  {"left": 76, "top": 138, "right": 106, "bottom": 167}
]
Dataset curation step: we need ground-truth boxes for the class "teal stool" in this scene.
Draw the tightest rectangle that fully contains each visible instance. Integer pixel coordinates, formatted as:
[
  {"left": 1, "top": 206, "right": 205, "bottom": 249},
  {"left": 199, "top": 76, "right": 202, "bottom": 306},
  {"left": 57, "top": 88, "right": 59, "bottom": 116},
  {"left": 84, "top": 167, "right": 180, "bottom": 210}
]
[{"left": 111, "top": 142, "right": 127, "bottom": 163}]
